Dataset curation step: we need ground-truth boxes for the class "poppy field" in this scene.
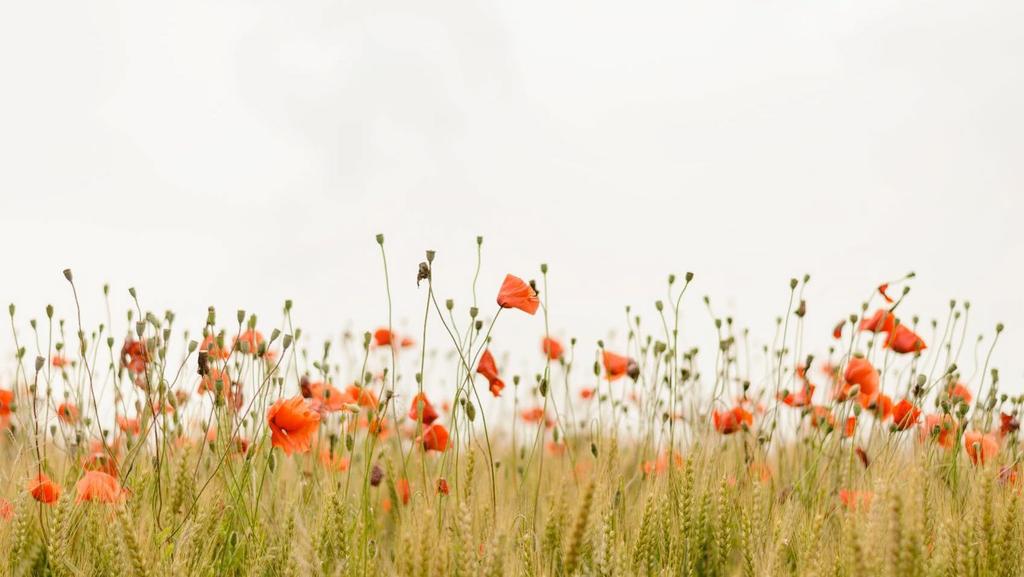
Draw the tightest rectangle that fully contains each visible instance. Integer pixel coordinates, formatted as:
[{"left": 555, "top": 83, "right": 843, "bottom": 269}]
[{"left": 1, "top": 237, "right": 1021, "bottom": 577}]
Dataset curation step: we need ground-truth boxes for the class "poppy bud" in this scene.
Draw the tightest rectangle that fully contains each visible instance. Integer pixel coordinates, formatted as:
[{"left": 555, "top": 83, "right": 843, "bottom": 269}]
[
  {"left": 7, "top": 304, "right": 13, "bottom": 317},
  {"left": 282, "top": 334, "right": 293, "bottom": 350},
  {"left": 63, "top": 269, "right": 73, "bottom": 282},
  {"left": 107, "top": 337, "right": 114, "bottom": 348},
  {"left": 540, "top": 263, "right": 548, "bottom": 274},
  {"left": 668, "top": 274, "right": 676, "bottom": 285},
  {"left": 270, "top": 329, "right": 281, "bottom": 343},
  {"left": 268, "top": 453, "right": 276, "bottom": 472},
  {"left": 370, "top": 464, "right": 384, "bottom": 486},
  {"left": 34, "top": 356, "right": 44, "bottom": 372},
  {"left": 469, "top": 307, "right": 478, "bottom": 319},
  {"left": 375, "top": 233, "right": 384, "bottom": 245},
  {"left": 539, "top": 378, "right": 548, "bottom": 397},
  {"left": 206, "top": 307, "right": 216, "bottom": 326},
  {"left": 655, "top": 301, "right": 663, "bottom": 312},
  {"left": 465, "top": 401, "right": 476, "bottom": 422},
  {"left": 446, "top": 299, "right": 454, "bottom": 311},
  {"left": 789, "top": 278, "right": 798, "bottom": 289},
  {"left": 591, "top": 443, "right": 598, "bottom": 457},
  {"left": 996, "top": 323, "right": 1004, "bottom": 333}
]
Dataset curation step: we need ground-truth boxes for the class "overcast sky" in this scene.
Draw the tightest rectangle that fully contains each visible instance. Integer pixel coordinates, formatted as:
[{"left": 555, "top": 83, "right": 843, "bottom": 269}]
[{"left": 1, "top": 1, "right": 1021, "bottom": 394}]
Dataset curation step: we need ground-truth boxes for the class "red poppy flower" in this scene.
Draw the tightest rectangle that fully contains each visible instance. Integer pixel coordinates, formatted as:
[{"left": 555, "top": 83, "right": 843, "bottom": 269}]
[
  {"left": 496, "top": 274, "right": 539, "bottom": 315},
  {"left": 83, "top": 451, "right": 119, "bottom": 477},
  {"left": 842, "top": 357, "right": 879, "bottom": 401},
  {"left": 579, "top": 388, "right": 595, "bottom": 400},
  {"left": 878, "top": 283, "right": 894, "bottom": 303},
  {"left": 476, "top": 349, "right": 505, "bottom": 397},
  {"left": 1000, "top": 412, "right": 1020, "bottom": 437},
  {"left": 396, "top": 478, "right": 411, "bottom": 505},
  {"left": 420, "top": 423, "right": 449, "bottom": 452},
  {"left": 919, "top": 414, "right": 957, "bottom": 449},
  {"left": 712, "top": 406, "right": 753, "bottom": 435},
  {"left": 871, "top": 393, "right": 894, "bottom": 421},
  {"left": 436, "top": 478, "right": 450, "bottom": 496},
  {"left": 885, "top": 325, "right": 926, "bottom": 354},
  {"left": 120, "top": 339, "right": 148, "bottom": 374},
  {"left": 28, "top": 473, "right": 61, "bottom": 504},
  {"left": 541, "top": 337, "right": 564, "bottom": 361},
  {"left": 56, "top": 402, "right": 79, "bottom": 425},
  {"left": 844, "top": 416, "right": 857, "bottom": 438},
  {"left": 0, "top": 389, "right": 13, "bottom": 417},
  {"left": 318, "top": 448, "right": 350, "bottom": 472},
  {"left": 117, "top": 415, "right": 141, "bottom": 435},
  {"left": 780, "top": 383, "right": 815, "bottom": 408},
  {"left": 859, "top": 309, "right": 896, "bottom": 334},
  {"left": 408, "top": 392, "right": 438, "bottom": 425},
  {"left": 345, "top": 385, "right": 380, "bottom": 410},
  {"left": 832, "top": 321, "right": 845, "bottom": 340},
  {"left": 373, "top": 328, "right": 394, "bottom": 347},
  {"left": 891, "top": 399, "right": 921, "bottom": 430},
  {"left": 267, "top": 396, "right": 321, "bottom": 455},
  {"left": 809, "top": 406, "right": 835, "bottom": 430},
  {"left": 602, "top": 351, "right": 634, "bottom": 382},
  {"left": 233, "top": 330, "right": 264, "bottom": 355},
  {"left": 51, "top": 355, "right": 70, "bottom": 368},
  {"left": 964, "top": 431, "right": 999, "bottom": 465},
  {"left": 946, "top": 382, "right": 972, "bottom": 405},
  {"left": 75, "top": 471, "right": 126, "bottom": 504},
  {"left": 521, "top": 407, "right": 552, "bottom": 427}
]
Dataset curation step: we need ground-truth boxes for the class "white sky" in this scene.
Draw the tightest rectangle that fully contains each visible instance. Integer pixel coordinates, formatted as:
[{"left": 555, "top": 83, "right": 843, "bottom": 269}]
[{"left": 1, "top": 1, "right": 1022, "bottom": 395}]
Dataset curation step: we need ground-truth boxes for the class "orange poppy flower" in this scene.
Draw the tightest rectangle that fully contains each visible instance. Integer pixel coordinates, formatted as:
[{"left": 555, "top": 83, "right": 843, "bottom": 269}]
[
  {"left": 859, "top": 309, "right": 896, "bottom": 334},
  {"left": 780, "top": 383, "right": 815, "bottom": 408},
  {"left": 838, "top": 489, "right": 873, "bottom": 512},
  {"left": 396, "top": 478, "right": 411, "bottom": 505},
  {"left": 267, "top": 396, "right": 321, "bottom": 455},
  {"left": 842, "top": 357, "right": 879, "bottom": 401},
  {"left": 579, "top": 388, "right": 595, "bottom": 400},
  {"left": 946, "top": 382, "right": 972, "bottom": 405},
  {"left": 51, "top": 355, "right": 70, "bottom": 368},
  {"left": 117, "top": 415, "right": 141, "bottom": 435},
  {"left": 870, "top": 393, "right": 894, "bottom": 421},
  {"left": 712, "top": 406, "right": 753, "bottom": 435},
  {"left": 28, "top": 473, "right": 61, "bottom": 504},
  {"left": 420, "top": 423, "right": 449, "bottom": 452},
  {"left": 308, "top": 382, "right": 346, "bottom": 413},
  {"left": 83, "top": 451, "right": 119, "bottom": 477},
  {"left": 408, "top": 392, "right": 438, "bottom": 425},
  {"left": 844, "top": 416, "right": 857, "bottom": 438},
  {"left": 891, "top": 399, "right": 921, "bottom": 431},
  {"left": 541, "top": 337, "right": 564, "bottom": 361},
  {"left": 919, "top": 414, "right": 958, "bottom": 449},
  {"left": 885, "top": 324, "right": 926, "bottom": 354},
  {"left": 809, "top": 405, "right": 835, "bottom": 430},
  {"left": 56, "top": 402, "right": 79, "bottom": 424},
  {"left": 878, "top": 283, "right": 894, "bottom": 303},
  {"left": 642, "top": 451, "right": 684, "bottom": 475},
  {"left": 521, "top": 407, "right": 553, "bottom": 428},
  {"left": 602, "top": 351, "right": 636, "bottom": 382},
  {"left": 476, "top": 349, "right": 505, "bottom": 397},
  {"left": 964, "top": 431, "right": 999, "bottom": 465},
  {"left": 0, "top": 499, "right": 12, "bottom": 521},
  {"left": 496, "top": 274, "right": 540, "bottom": 314},
  {"left": 233, "top": 330, "right": 264, "bottom": 355},
  {"left": 546, "top": 441, "right": 566, "bottom": 456},
  {"left": 832, "top": 320, "right": 845, "bottom": 340},
  {"left": 345, "top": 385, "right": 379, "bottom": 411},
  {"left": 75, "top": 471, "right": 126, "bottom": 504},
  {"left": 199, "top": 334, "right": 230, "bottom": 360},
  {"left": 373, "top": 328, "right": 395, "bottom": 347}
]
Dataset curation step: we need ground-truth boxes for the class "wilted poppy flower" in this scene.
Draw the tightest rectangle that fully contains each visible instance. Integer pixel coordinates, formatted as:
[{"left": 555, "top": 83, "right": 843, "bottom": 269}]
[
  {"left": 919, "top": 414, "right": 957, "bottom": 449},
  {"left": 476, "top": 350, "right": 505, "bottom": 397},
  {"left": 120, "top": 339, "right": 148, "bottom": 374},
  {"left": 117, "top": 415, "right": 141, "bottom": 435},
  {"left": 842, "top": 357, "right": 879, "bottom": 401},
  {"left": 602, "top": 351, "right": 636, "bottom": 382},
  {"left": 885, "top": 325, "right": 926, "bottom": 354},
  {"left": 345, "top": 385, "right": 380, "bottom": 410},
  {"left": 1000, "top": 412, "right": 1020, "bottom": 437},
  {"left": 420, "top": 423, "right": 449, "bottom": 452},
  {"left": 891, "top": 399, "right": 921, "bottom": 431},
  {"left": 496, "top": 274, "right": 539, "bottom": 315},
  {"left": 75, "top": 471, "right": 125, "bottom": 504},
  {"left": 838, "top": 489, "right": 873, "bottom": 512},
  {"left": 964, "top": 431, "right": 999, "bottom": 465},
  {"left": 541, "top": 337, "right": 564, "bottom": 361},
  {"left": 408, "top": 392, "right": 438, "bottom": 425},
  {"left": 56, "top": 402, "right": 79, "bottom": 424},
  {"left": 199, "top": 334, "right": 230, "bottom": 360},
  {"left": 878, "top": 283, "right": 894, "bottom": 303},
  {"left": 712, "top": 406, "right": 753, "bottom": 435},
  {"left": 832, "top": 320, "right": 845, "bottom": 340},
  {"left": 267, "top": 396, "right": 321, "bottom": 455},
  {"left": 859, "top": 309, "right": 896, "bottom": 334},
  {"left": 28, "top": 473, "right": 61, "bottom": 504},
  {"left": 396, "top": 478, "right": 411, "bottom": 505}
]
